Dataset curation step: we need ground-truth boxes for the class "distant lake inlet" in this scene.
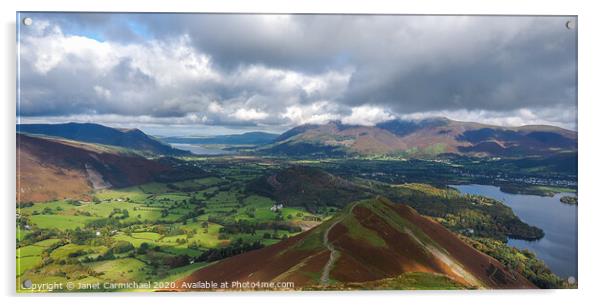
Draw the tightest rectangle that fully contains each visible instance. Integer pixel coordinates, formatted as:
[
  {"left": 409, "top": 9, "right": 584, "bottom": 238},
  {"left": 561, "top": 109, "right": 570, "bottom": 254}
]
[
  {"left": 451, "top": 184, "right": 577, "bottom": 279},
  {"left": 169, "top": 143, "right": 233, "bottom": 155}
]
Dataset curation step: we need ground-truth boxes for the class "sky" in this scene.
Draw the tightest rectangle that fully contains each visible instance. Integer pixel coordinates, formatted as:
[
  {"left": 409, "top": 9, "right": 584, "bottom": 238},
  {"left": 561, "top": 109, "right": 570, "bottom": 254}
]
[{"left": 17, "top": 13, "right": 577, "bottom": 136}]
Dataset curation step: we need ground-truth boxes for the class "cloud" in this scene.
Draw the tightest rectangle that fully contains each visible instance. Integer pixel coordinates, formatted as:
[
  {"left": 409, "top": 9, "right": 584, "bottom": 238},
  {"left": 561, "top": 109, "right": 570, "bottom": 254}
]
[
  {"left": 17, "top": 13, "right": 577, "bottom": 132},
  {"left": 18, "top": 19, "right": 350, "bottom": 123},
  {"left": 341, "top": 105, "right": 394, "bottom": 126},
  {"left": 93, "top": 85, "right": 111, "bottom": 100},
  {"left": 281, "top": 101, "right": 341, "bottom": 125},
  {"left": 230, "top": 108, "right": 269, "bottom": 121},
  {"left": 207, "top": 101, "right": 224, "bottom": 113},
  {"left": 399, "top": 105, "right": 577, "bottom": 130}
]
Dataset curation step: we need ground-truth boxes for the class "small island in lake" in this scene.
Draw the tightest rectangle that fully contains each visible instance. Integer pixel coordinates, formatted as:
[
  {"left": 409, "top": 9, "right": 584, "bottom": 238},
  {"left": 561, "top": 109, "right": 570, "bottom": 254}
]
[{"left": 560, "top": 196, "right": 578, "bottom": 205}]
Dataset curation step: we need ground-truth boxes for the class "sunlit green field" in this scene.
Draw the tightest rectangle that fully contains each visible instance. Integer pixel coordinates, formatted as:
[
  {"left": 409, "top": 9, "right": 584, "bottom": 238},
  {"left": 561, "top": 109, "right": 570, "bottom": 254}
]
[{"left": 16, "top": 167, "right": 318, "bottom": 292}]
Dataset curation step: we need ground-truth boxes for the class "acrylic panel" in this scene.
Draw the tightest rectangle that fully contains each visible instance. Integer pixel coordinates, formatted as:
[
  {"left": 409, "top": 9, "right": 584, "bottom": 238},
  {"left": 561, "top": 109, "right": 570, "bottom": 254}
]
[{"left": 16, "top": 12, "right": 577, "bottom": 292}]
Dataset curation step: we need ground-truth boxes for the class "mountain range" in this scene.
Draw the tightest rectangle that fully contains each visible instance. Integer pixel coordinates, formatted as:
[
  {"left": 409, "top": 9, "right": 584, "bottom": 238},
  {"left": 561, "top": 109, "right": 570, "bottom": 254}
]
[
  {"left": 18, "top": 123, "right": 188, "bottom": 156},
  {"left": 17, "top": 118, "right": 577, "bottom": 159},
  {"left": 262, "top": 118, "right": 577, "bottom": 158}
]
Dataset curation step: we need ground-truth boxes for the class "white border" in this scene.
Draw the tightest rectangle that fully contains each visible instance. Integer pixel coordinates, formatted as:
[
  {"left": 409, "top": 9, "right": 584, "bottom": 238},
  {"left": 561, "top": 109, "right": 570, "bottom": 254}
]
[{"left": 2, "top": 1, "right": 601, "bottom": 304}]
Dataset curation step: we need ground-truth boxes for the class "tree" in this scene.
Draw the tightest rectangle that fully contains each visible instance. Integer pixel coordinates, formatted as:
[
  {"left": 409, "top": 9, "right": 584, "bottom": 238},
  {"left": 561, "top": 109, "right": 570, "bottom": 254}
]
[
  {"left": 112, "top": 241, "right": 135, "bottom": 254},
  {"left": 137, "top": 242, "right": 150, "bottom": 255}
]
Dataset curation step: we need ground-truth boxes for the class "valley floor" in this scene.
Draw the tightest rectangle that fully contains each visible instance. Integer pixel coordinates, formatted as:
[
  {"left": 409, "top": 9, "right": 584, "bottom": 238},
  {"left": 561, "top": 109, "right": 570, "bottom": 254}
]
[{"left": 16, "top": 156, "right": 574, "bottom": 292}]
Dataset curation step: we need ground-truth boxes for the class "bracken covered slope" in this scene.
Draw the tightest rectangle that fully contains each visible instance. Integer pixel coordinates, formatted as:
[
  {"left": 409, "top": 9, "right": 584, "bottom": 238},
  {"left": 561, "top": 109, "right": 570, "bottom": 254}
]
[
  {"left": 17, "top": 133, "right": 171, "bottom": 203},
  {"left": 175, "top": 197, "right": 535, "bottom": 290}
]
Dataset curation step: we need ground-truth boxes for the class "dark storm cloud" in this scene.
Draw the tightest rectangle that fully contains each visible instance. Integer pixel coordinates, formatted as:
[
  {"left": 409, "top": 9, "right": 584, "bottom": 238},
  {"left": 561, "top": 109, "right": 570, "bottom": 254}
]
[
  {"left": 133, "top": 14, "right": 576, "bottom": 112},
  {"left": 342, "top": 16, "right": 576, "bottom": 114},
  {"left": 17, "top": 13, "right": 577, "bottom": 130}
]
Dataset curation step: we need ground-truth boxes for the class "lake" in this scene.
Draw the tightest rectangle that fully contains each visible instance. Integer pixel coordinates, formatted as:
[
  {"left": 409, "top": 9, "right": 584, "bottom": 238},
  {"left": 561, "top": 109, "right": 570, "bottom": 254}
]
[
  {"left": 169, "top": 143, "right": 233, "bottom": 155},
  {"left": 451, "top": 184, "right": 577, "bottom": 279}
]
